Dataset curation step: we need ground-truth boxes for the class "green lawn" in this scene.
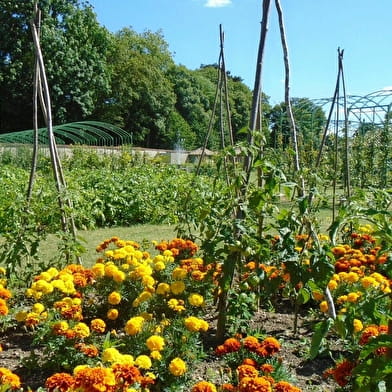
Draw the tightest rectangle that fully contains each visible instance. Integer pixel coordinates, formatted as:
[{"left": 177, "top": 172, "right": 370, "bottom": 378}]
[{"left": 39, "top": 224, "right": 178, "bottom": 266}]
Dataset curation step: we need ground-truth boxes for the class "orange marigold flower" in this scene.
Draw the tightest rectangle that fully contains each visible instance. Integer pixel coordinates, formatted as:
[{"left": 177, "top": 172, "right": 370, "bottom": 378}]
[
  {"left": 0, "top": 287, "right": 12, "bottom": 300},
  {"left": 243, "top": 336, "right": 260, "bottom": 352},
  {"left": 0, "top": 299, "right": 9, "bottom": 316},
  {"left": 274, "top": 380, "right": 302, "bottom": 392},
  {"left": 112, "top": 363, "right": 142, "bottom": 386},
  {"left": 215, "top": 344, "right": 226, "bottom": 356},
  {"left": 332, "top": 359, "right": 355, "bottom": 387},
  {"left": 75, "top": 343, "right": 99, "bottom": 358},
  {"left": 72, "top": 273, "right": 88, "bottom": 287},
  {"left": 221, "top": 384, "right": 236, "bottom": 391},
  {"left": 191, "top": 381, "right": 217, "bottom": 392},
  {"left": 223, "top": 337, "right": 241, "bottom": 353},
  {"left": 246, "top": 261, "right": 257, "bottom": 270},
  {"left": 242, "top": 358, "right": 258, "bottom": 367},
  {"left": 237, "top": 364, "right": 258, "bottom": 380},
  {"left": 74, "top": 367, "right": 116, "bottom": 392},
  {"left": 0, "top": 367, "right": 21, "bottom": 390},
  {"left": 45, "top": 372, "right": 75, "bottom": 392},
  {"left": 260, "top": 364, "right": 274, "bottom": 373},
  {"left": 359, "top": 325, "right": 379, "bottom": 345},
  {"left": 256, "top": 337, "right": 280, "bottom": 357},
  {"left": 239, "top": 376, "right": 272, "bottom": 392},
  {"left": 90, "top": 318, "right": 106, "bottom": 334}
]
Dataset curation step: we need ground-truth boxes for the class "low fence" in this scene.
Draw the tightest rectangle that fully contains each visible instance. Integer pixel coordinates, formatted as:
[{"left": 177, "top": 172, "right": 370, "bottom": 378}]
[{"left": 0, "top": 143, "right": 212, "bottom": 165}]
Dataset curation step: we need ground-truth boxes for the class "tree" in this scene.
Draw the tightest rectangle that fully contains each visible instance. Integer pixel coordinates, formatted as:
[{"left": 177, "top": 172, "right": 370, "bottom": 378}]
[
  {"left": 0, "top": 0, "right": 110, "bottom": 132},
  {"left": 167, "top": 65, "right": 215, "bottom": 149},
  {"left": 267, "top": 98, "right": 326, "bottom": 166},
  {"left": 101, "top": 27, "right": 176, "bottom": 147},
  {"left": 195, "top": 64, "right": 255, "bottom": 143}
]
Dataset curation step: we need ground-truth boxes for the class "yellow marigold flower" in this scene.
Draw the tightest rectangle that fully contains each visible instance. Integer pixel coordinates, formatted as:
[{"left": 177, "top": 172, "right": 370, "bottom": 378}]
[
  {"left": 184, "top": 316, "right": 209, "bottom": 332},
  {"left": 353, "top": 319, "right": 363, "bottom": 333},
  {"left": 163, "top": 250, "right": 173, "bottom": 257},
  {"left": 156, "top": 283, "right": 170, "bottom": 295},
  {"left": 142, "top": 275, "right": 155, "bottom": 288},
  {"left": 107, "top": 308, "right": 119, "bottom": 320},
  {"left": 102, "top": 347, "right": 122, "bottom": 363},
  {"left": 361, "top": 276, "right": 376, "bottom": 289},
  {"left": 38, "top": 271, "right": 52, "bottom": 282},
  {"left": 105, "top": 264, "right": 119, "bottom": 278},
  {"left": 319, "top": 301, "right": 329, "bottom": 313},
  {"left": 347, "top": 292, "right": 360, "bottom": 303},
  {"left": 119, "top": 354, "right": 134, "bottom": 365},
  {"left": 124, "top": 316, "right": 145, "bottom": 335},
  {"left": 169, "top": 357, "right": 187, "bottom": 376},
  {"left": 170, "top": 281, "right": 186, "bottom": 295},
  {"left": 150, "top": 350, "right": 162, "bottom": 361},
  {"left": 91, "top": 318, "right": 106, "bottom": 333},
  {"left": 146, "top": 335, "right": 165, "bottom": 351},
  {"left": 172, "top": 267, "right": 188, "bottom": 280},
  {"left": 32, "top": 303, "right": 45, "bottom": 314},
  {"left": 108, "top": 291, "right": 121, "bottom": 305},
  {"left": 327, "top": 280, "right": 338, "bottom": 291},
  {"left": 112, "top": 270, "right": 126, "bottom": 283},
  {"left": 154, "top": 261, "right": 166, "bottom": 271},
  {"left": 338, "top": 272, "right": 348, "bottom": 281},
  {"left": 0, "top": 267, "right": 6, "bottom": 275},
  {"left": 73, "top": 322, "right": 90, "bottom": 338},
  {"left": 63, "top": 281, "right": 76, "bottom": 295},
  {"left": 32, "top": 279, "right": 54, "bottom": 295},
  {"left": 347, "top": 272, "right": 359, "bottom": 283},
  {"left": 51, "top": 279, "right": 66, "bottom": 292},
  {"left": 167, "top": 298, "right": 186, "bottom": 312},
  {"left": 73, "top": 365, "right": 88, "bottom": 375},
  {"left": 371, "top": 272, "right": 385, "bottom": 284},
  {"left": 318, "top": 234, "right": 329, "bottom": 242},
  {"left": 132, "top": 264, "right": 153, "bottom": 279},
  {"left": 52, "top": 320, "right": 69, "bottom": 335},
  {"left": 188, "top": 293, "right": 204, "bottom": 307},
  {"left": 15, "top": 310, "right": 28, "bottom": 322},
  {"left": 337, "top": 295, "right": 348, "bottom": 304},
  {"left": 135, "top": 355, "right": 152, "bottom": 369},
  {"left": 46, "top": 267, "right": 59, "bottom": 278},
  {"left": 139, "top": 291, "right": 153, "bottom": 302}
]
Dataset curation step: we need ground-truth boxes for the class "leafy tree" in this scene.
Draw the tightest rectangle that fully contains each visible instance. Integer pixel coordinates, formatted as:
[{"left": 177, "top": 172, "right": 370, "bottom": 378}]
[
  {"left": 267, "top": 98, "right": 326, "bottom": 166},
  {"left": 167, "top": 65, "right": 215, "bottom": 149},
  {"left": 0, "top": 0, "right": 110, "bottom": 132},
  {"left": 100, "top": 27, "right": 176, "bottom": 148},
  {"left": 195, "top": 64, "right": 255, "bottom": 143}
]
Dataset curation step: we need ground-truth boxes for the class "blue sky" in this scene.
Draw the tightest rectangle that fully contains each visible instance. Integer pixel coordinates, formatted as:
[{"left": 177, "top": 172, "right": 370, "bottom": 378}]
[{"left": 88, "top": 0, "right": 392, "bottom": 105}]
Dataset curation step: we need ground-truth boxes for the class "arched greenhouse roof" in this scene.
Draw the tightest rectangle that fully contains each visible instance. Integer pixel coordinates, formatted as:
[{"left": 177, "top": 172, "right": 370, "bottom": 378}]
[
  {"left": 311, "top": 88, "right": 392, "bottom": 128},
  {"left": 0, "top": 121, "right": 131, "bottom": 146}
]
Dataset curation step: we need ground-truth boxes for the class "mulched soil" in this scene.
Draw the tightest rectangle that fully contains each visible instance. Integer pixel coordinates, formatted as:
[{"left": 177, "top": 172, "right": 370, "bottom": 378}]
[{"left": 1, "top": 306, "right": 338, "bottom": 391}]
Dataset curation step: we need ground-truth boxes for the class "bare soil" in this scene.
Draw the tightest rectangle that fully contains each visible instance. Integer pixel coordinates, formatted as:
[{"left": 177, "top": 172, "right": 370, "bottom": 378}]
[{"left": 0, "top": 308, "right": 337, "bottom": 391}]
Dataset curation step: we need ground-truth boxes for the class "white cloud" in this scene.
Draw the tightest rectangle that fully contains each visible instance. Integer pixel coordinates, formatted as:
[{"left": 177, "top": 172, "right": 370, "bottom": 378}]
[{"left": 204, "top": 0, "right": 232, "bottom": 8}]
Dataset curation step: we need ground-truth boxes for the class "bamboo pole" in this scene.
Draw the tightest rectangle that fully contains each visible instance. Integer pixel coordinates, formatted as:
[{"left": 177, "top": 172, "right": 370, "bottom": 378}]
[
  {"left": 243, "top": 0, "right": 271, "bottom": 184},
  {"left": 30, "top": 3, "right": 81, "bottom": 262},
  {"left": 274, "top": 0, "right": 304, "bottom": 196}
]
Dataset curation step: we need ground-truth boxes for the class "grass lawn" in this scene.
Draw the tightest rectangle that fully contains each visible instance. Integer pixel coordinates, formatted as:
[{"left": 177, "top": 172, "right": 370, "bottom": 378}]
[{"left": 39, "top": 224, "right": 178, "bottom": 266}]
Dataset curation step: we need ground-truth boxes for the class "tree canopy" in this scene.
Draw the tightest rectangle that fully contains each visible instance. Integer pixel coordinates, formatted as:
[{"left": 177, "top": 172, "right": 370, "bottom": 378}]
[{"left": 0, "top": 0, "right": 256, "bottom": 149}]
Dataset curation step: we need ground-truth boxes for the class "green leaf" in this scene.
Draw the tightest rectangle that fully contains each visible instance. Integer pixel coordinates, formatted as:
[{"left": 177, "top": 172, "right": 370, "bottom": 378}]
[{"left": 309, "top": 318, "right": 334, "bottom": 359}]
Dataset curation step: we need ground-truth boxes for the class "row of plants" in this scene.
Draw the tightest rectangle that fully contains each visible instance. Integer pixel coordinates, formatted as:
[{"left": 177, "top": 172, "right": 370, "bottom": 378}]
[
  {"left": 1, "top": 224, "right": 391, "bottom": 391},
  {"left": 1, "top": 236, "right": 304, "bottom": 391},
  {"left": 0, "top": 148, "right": 219, "bottom": 233}
]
